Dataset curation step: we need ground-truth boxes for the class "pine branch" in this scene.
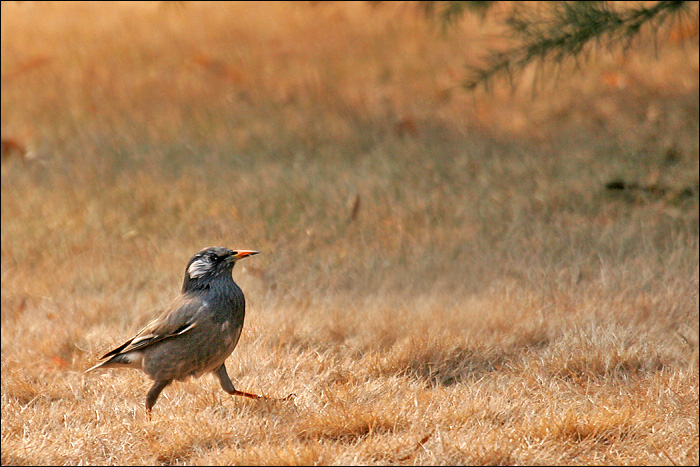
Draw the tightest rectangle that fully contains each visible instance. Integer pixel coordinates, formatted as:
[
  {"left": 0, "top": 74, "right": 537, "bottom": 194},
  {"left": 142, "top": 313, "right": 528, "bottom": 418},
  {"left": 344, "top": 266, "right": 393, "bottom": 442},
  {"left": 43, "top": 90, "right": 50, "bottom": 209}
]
[{"left": 461, "top": 1, "right": 695, "bottom": 90}]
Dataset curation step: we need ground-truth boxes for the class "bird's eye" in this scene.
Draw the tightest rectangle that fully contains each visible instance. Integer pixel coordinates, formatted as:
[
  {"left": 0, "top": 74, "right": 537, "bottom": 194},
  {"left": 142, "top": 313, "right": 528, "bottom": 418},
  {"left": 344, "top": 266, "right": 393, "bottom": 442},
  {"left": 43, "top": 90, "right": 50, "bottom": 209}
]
[{"left": 208, "top": 254, "right": 218, "bottom": 262}]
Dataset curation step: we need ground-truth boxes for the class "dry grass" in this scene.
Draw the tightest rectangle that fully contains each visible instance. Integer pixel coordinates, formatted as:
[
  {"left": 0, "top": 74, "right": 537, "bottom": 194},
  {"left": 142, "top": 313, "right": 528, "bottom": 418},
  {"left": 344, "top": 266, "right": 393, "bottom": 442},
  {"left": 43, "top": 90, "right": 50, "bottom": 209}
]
[{"left": 1, "top": 1, "right": 698, "bottom": 465}]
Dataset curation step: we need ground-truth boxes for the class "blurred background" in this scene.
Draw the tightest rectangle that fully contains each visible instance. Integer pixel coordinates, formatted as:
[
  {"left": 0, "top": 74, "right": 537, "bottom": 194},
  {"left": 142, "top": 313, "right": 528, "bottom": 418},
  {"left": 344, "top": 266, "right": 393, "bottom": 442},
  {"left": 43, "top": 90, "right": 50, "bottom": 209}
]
[
  {"left": 2, "top": 1, "right": 697, "bottom": 299},
  {"left": 1, "top": 2, "right": 698, "bottom": 464}
]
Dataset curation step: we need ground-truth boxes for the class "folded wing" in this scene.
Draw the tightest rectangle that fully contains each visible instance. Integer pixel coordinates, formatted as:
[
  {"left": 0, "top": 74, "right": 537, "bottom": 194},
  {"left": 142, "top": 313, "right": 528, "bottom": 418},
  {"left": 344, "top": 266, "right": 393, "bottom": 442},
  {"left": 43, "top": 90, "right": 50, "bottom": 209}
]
[{"left": 88, "top": 295, "right": 207, "bottom": 370}]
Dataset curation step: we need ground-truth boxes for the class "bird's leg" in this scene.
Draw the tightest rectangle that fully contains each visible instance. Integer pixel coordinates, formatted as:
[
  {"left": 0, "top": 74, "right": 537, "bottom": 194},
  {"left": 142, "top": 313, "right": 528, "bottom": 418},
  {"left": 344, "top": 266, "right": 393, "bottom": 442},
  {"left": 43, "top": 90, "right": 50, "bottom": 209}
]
[
  {"left": 214, "top": 364, "right": 266, "bottom": 400},
  {"left": 146, "top": 379, "right": 172, "bottom": 413}
]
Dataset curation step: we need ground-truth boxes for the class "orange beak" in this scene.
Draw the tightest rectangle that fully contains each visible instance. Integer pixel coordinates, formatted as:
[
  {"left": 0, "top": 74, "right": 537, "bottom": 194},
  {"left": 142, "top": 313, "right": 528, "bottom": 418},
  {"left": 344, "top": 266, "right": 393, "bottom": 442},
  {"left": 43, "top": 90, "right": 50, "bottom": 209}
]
[{"left": 232, "top": 250, "right": 259, "bottom": 260}]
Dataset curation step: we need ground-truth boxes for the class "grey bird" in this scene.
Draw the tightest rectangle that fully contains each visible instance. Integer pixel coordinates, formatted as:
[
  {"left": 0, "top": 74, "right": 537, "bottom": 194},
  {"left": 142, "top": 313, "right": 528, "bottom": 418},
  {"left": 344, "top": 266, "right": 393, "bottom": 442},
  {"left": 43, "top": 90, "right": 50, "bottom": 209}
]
[{"left": 88, "top": 246, "right": 272, "bottom": 412}]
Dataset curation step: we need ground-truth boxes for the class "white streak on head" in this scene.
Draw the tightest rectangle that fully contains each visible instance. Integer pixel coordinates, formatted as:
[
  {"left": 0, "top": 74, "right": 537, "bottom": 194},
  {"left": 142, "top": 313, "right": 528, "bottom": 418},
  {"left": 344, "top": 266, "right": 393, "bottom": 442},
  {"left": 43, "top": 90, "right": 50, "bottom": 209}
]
[{"left": 188, "top": 256, "right": 214, "bottom": 279}]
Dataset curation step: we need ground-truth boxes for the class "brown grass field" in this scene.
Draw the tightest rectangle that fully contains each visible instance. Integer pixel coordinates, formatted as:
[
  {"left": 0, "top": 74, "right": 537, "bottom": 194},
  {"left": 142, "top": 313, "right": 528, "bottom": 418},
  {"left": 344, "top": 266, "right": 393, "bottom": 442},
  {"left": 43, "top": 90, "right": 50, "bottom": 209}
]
[{"left": 1, "top": 1, "right": 699, "bottom": 465}]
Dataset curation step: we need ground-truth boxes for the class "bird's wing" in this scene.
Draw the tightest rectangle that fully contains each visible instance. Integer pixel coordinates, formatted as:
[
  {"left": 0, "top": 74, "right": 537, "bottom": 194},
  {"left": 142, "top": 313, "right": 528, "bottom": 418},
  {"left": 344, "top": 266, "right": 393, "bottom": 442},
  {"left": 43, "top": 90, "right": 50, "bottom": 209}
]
[{"left": 99, "top": 295, "right": 207, "bottom": 359}]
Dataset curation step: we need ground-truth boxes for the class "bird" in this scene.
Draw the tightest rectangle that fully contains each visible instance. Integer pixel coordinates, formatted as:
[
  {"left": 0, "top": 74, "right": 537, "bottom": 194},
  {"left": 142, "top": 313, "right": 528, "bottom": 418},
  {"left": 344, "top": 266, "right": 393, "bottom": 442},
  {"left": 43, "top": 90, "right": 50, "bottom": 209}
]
[{"left": 87, "top": 246, "right": 277, "bottom": 412}]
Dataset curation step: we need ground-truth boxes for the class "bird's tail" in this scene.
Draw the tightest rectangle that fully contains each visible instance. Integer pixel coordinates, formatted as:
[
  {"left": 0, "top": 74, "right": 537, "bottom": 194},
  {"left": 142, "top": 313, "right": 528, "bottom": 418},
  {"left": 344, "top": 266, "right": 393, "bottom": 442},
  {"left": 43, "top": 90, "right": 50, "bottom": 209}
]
[
  {"left": 85, "top": 352, "right": 142, "bottom": 373},
  {"left": 85, "top": 361, "right": 107, "bottom": 373}
]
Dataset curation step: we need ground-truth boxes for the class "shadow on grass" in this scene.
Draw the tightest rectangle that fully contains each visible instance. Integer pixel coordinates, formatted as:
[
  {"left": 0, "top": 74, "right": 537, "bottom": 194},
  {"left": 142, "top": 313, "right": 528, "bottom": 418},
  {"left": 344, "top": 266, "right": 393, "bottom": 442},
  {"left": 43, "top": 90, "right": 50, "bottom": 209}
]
[{"left": 369, "top": 337, "right": 547, "bottom": 387}]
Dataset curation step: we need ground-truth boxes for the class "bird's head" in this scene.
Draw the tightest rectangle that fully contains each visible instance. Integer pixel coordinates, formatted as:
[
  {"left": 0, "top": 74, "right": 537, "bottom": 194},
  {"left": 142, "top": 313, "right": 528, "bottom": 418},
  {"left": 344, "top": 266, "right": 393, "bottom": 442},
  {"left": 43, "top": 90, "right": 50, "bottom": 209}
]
[{"left": 183, "top": 246, "right": 259, "bottom": 292}]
